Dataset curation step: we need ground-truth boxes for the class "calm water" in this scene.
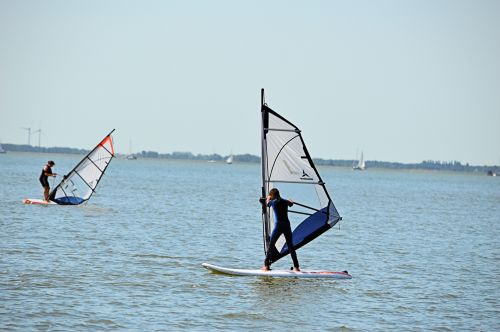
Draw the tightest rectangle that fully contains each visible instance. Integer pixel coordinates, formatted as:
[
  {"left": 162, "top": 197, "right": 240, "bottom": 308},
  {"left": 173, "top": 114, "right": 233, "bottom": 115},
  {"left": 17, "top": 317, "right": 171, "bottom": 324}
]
[{"left": 1, "top": 152, "right": 499, "bottom": 331}]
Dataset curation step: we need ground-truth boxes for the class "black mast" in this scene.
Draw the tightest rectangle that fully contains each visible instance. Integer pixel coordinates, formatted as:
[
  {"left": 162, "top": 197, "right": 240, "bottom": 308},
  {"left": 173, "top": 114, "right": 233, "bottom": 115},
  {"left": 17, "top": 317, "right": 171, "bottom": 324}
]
[{"left": 260, "top": 89, "right": 270, "bottom": 254}]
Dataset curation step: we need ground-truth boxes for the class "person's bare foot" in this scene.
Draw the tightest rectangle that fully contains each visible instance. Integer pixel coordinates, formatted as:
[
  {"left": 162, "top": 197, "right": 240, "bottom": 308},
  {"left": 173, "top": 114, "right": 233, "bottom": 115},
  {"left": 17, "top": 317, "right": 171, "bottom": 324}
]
[
  {"left": 293, "top": 267, "right": 300, "bottom": 272},
  {"left": 260, "top": 265, "right": 270, "bottom": 271}
]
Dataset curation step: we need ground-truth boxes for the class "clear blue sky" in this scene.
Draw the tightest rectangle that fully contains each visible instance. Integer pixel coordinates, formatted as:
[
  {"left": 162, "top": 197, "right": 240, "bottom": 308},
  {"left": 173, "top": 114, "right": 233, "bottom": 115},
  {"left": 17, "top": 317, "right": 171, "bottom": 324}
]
[{"left": 1, "top": 0, "right": 499, "bottom": 165}]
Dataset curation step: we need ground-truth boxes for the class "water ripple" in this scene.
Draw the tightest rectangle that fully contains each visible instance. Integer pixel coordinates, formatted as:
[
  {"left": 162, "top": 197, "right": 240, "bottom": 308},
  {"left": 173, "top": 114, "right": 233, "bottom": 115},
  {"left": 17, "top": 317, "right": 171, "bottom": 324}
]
[{"left": 1, "top": 156, "right": 499, "bottom": 330}]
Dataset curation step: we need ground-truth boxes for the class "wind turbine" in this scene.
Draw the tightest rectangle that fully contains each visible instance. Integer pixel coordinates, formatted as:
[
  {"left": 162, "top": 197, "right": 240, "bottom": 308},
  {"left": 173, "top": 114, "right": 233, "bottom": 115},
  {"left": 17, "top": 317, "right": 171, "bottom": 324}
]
[
  {"left": 21, "top": 127, "right": 31, "bottom": 145},
  {"left": 32, "top": 129, "right": 42, "bottom": 147}
]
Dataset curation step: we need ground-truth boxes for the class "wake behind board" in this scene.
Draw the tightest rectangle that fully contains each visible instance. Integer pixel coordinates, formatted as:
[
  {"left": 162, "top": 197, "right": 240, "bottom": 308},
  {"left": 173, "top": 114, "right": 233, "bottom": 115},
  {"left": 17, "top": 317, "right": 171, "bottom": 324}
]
[
  {"left": 202, "top": 263, "right": 352, "bottom": 279},
  {"left": 23, "top": 198, "right": 57, "bottom": 205}
]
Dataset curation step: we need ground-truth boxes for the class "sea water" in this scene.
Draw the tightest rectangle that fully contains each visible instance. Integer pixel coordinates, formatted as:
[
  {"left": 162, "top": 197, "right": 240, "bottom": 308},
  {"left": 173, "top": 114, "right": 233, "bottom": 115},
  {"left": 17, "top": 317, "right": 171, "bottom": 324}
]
[{"left": 0, "top": 152, "right": 499, "bottom": 331}]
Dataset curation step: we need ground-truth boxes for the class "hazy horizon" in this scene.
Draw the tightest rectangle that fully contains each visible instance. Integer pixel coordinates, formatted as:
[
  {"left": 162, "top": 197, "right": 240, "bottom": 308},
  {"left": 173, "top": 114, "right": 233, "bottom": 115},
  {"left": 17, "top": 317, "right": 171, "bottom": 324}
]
[
  {"left": 1, "top": 1, "right": 499, "bottom": 165},
  {"left": 3, "top": 144, "right": 500, "bottom": 168}
]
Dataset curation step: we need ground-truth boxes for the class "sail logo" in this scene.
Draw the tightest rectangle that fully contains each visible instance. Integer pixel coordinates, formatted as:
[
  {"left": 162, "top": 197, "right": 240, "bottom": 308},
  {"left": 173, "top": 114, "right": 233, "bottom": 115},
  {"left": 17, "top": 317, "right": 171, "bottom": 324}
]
[
  {"left": 300, "top": 170, "right": 313, "bottom": 181},
  {"left": 282, "top": 160, "right": 313, "bottom": 180}
]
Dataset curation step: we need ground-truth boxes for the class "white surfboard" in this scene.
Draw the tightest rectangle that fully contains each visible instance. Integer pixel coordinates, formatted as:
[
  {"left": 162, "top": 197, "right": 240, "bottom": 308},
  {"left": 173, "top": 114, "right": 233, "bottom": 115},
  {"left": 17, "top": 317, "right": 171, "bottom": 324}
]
[
  {"left": 202, "top": 263, "right": 352, "bottom": 279},
  {"left": 23, "top": 198, "right": 57, "bottom": 205}
]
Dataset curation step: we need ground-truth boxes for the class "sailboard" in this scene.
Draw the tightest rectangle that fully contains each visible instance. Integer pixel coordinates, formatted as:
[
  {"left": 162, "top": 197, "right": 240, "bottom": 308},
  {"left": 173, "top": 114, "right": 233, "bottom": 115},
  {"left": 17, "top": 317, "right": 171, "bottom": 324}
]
[
  {"left": 23, "top": 130, "right": 115, "bottom": 206},
  {"left": 203, "top": 90, "right": 349, "bottom": 279},
  {"left": 202, "top": 263, "right": 351, "bottom": 279},
  {"left": 22, "top": 198, "right": 57, "bottom": 205}
]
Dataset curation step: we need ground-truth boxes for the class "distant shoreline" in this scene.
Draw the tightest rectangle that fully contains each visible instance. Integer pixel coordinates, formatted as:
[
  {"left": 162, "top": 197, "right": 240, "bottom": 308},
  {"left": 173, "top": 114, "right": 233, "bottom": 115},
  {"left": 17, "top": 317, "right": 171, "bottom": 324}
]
[{"left": 2, "top": 143, "right": 498, "bottom": 174}]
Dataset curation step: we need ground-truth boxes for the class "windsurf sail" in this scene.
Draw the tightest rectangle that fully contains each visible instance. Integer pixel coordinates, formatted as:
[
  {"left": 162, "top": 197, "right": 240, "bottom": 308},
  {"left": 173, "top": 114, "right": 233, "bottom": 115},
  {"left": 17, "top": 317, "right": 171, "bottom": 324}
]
[
  {"left": 260, "top": 89, "right": 341, "bottom": 264},
  {"left": 49, "top": 130, "right": 115, "bottom": 205}
]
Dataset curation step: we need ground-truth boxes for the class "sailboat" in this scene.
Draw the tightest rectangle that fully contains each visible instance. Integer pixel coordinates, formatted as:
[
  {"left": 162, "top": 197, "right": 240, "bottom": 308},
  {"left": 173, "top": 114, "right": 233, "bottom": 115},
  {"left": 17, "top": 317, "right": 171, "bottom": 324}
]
[
  {"left": 203, "top": 90, "right": 351, "bottom": 279},
  {"left": 226, "top": 153, "right": 233, "bottom": 164},
  {"left": 0, "top": 143, "right": 6, "bottom": 154},
  {"left": 126, "top": 140, "right": 137, "bottom": 160},
  {"left": 353, "top": 151, "right": 366, "bottom": 170},
  {"left": 23, "top": 130, "right": 116, "bottom": 205}
]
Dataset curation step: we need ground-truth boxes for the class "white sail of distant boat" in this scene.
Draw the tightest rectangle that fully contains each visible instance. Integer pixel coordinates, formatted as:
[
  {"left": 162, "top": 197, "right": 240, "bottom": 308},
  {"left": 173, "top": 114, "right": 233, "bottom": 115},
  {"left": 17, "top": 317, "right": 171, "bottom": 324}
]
[
  {"left": 353, "top": 151, "right": 366, "bottom": 170},
  {"left": 0, "top": 143, "right": 6, "bottom": 154},
  {"left": 260, "top": 89, "right": 342, "bottom": 263},
  {"left": 226, "top": 153, "right": 233, "bottom": 164},
  {"left": 126, "top": 140, "right": 137, "bottom": 160},
  {"left": 48, "top": 130, "right": 116, "bottom": 205}
]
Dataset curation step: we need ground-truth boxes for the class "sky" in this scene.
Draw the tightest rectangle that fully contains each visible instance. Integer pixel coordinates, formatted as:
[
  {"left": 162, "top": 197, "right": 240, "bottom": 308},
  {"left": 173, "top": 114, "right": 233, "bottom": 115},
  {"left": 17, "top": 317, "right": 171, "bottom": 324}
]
[{"left": 1, "top": 0, "right": 499, "bottom": 165}]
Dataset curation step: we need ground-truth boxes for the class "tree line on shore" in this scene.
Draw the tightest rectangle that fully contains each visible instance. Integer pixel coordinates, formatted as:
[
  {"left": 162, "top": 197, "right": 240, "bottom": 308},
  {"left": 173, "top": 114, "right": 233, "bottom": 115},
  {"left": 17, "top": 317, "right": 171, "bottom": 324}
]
[{"left": 2, "top": 143, "right": 498, "bottom": 174}]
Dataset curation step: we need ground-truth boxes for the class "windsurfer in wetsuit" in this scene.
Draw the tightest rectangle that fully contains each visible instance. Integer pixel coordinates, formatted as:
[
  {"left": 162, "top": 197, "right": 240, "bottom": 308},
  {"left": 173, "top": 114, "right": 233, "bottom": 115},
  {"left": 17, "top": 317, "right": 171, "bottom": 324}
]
[
  {"left": 39, "top": 160, "right": 57, "bottom": 202},
  {"left": 260, "top": 188, "right": 300, "bottom": 272}
]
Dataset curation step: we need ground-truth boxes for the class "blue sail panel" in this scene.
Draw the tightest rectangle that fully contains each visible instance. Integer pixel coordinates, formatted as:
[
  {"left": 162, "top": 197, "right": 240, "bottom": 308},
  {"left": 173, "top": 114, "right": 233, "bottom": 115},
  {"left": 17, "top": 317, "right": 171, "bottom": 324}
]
[
  {"left": 267, "top": 207, "right": 339, "bottom": 263},
  {"left": 287, "top": 207, "right": 329, "bottom": 250},
  {"left": 52, "top": 196, "right": 85, "bottom": 205}
]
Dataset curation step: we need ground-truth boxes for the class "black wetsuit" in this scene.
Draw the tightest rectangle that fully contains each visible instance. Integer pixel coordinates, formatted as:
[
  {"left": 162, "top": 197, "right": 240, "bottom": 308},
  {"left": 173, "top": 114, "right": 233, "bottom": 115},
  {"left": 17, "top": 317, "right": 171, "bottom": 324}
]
[
  {"left": 264, "top": 198, "right": 300, "bottom": 268},
  {"left": 39, "top": 165, "right": 53, "bottom": 188}
]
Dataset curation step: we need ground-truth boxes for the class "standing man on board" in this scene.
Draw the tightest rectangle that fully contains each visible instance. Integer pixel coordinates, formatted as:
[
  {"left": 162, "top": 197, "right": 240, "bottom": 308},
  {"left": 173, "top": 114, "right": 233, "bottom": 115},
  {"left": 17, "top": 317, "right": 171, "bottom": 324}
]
[
  {"left": 260, "top": 188, "right": 300, "bottom": 272},
  {"left": 39, "top": 160, "right": 57, "bottom": 202}
]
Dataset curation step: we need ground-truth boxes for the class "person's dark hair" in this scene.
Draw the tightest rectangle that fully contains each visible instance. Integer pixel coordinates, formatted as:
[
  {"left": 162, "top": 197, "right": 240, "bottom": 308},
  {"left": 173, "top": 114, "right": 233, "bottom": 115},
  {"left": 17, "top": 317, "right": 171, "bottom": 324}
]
[
  {"left": 48, "top": 160, "right": 55, "bottom": 166},
  {"left": 269, "top": 188, "right": 280, "bottom": 199}
]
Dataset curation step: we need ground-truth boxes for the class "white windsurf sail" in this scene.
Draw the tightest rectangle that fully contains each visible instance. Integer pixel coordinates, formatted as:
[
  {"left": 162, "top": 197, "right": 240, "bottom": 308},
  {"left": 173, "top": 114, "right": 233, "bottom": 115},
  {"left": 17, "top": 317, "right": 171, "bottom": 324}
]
[
  {"left": 49, "top": 130, "right": 115, "bottom": 205},
  {"left": 260, "top": 89, "right": 341, "bottom": 264}
]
